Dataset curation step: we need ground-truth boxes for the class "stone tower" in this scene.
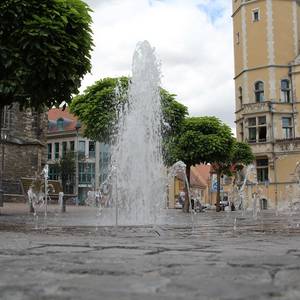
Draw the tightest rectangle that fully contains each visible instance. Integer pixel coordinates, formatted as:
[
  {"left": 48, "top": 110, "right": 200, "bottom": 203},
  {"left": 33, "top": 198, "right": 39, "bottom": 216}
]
[
  {"left": 232, "top": 0, "right": 300, "bottom": 208},
  {"left": 0, "top": 104, "right": 47, "bottom": 201}
]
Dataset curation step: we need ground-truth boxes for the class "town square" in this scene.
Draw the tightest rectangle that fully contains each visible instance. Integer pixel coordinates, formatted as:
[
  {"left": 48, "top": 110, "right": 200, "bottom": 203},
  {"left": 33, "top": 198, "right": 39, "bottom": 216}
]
[{"left": 1, "top": 1, "right": 300, "bottom": 299}]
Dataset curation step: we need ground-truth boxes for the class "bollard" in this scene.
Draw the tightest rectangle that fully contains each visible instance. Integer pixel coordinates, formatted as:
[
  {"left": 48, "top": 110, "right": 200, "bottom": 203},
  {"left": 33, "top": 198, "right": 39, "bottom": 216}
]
[
  {"left": 27, "top": 187, "right": 34, "bottom": 213},
  {"left": 59, "top": 192, "right": 65, "bottom": 213},
  {"left": 29, "top": 201, "right": 34, "bottom": 213}
]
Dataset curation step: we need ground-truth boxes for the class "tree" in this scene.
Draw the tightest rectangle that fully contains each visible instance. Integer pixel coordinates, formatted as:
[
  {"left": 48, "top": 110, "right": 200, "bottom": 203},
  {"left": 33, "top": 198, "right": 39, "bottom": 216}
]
[
  {"left": 211, "top": 141, "right": 254, "bottom": 212},
  {"left": 69, "top": 77, "right": 188, "bottom": 145},
  {"left": 52, "top": 151, "right": 76, "bottom": 194},
  {"left": 170, "top": 116, "right": 250, "bottom": 212},
  {"left": 69, "top": 77, "right": 129, "bottom": 142},
  {"left": 0, "top": 0, "right": 93, "bottom": 111}
]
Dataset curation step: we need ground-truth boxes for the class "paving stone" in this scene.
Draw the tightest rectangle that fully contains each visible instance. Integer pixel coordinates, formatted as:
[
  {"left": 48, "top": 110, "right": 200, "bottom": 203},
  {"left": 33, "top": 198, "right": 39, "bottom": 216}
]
[{"left": 1, "top": 203, "right": 300, "bottom": 299}]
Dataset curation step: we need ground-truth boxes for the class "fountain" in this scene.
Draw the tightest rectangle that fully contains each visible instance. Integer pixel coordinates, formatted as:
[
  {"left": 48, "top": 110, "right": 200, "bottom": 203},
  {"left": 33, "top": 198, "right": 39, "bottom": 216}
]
[
  {"left": 99, "top": 41, "right": 167, "bottom": 226},
  {"left": 234, "top": 164, "right": 256, "bottom": 212},
  {"left": 26, "top": 164, "right": 52, "bottom": 229}
]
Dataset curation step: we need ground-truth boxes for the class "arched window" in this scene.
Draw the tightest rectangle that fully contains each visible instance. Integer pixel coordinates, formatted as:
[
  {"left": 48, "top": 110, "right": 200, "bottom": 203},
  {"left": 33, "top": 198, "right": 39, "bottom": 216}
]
[
  {"left": 281, "top": 79, "right": 291, "bottom": 103},
  {"left": 255, "top": 81, "right": 264, "bottom": 102},
  {"left": 259, "top": 198, "right": 268, "bottom": 210}
]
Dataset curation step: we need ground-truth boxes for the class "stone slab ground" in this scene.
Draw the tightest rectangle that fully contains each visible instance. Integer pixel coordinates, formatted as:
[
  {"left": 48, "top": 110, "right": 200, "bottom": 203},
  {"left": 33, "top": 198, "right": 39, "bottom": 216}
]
[{"left": 1, "top": 203, "right": 300, "bottom": 300}]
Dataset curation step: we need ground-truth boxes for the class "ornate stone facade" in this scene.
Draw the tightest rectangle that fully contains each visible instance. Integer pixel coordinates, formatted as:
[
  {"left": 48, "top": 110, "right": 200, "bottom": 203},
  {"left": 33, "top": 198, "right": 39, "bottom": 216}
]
[
  {"left": 232, "top": 0, "right": 300, "bottom": 208},
  {"left": 0, "top": 104, "right": 47, "bottom": 201}
]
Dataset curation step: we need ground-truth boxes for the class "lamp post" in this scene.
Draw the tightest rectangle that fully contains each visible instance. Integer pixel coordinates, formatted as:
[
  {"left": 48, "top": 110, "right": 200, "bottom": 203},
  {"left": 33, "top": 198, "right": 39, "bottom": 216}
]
[
  {"left": 75, "top": 121, "right": 81, "bottom": 205},
  {"left": 0, "top": 128, "right": 8, "bottom": 208}
]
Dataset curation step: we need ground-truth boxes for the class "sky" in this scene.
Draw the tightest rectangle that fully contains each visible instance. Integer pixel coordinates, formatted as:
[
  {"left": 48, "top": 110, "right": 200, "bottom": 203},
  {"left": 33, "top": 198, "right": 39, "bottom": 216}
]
[{"left": 81, "top": 0, "right": 235, "bottom": 130}]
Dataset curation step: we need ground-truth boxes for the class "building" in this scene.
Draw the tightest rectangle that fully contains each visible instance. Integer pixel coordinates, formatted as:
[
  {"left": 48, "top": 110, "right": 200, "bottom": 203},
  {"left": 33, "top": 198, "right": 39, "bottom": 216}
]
[
  {"left": 0, "top": 104, "right": 47, "bottom": 203},
  {"left": 232, "top": 0, "right": 300, "bottom": 209},
  {"left": 168, "top": 164, "right": 211, "bottom": 208},
  {"left": 47, "top": 108, "right": 110, "bottom": 202},
  {"left": 209, "top": 173, "right": 233, "bottom": 207}
]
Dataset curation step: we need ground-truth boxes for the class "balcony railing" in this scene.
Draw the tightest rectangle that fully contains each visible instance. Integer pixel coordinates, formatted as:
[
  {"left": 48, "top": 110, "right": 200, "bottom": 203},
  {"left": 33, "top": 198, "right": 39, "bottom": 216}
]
[
  {"left": 275, "top": 137, "right": 300, "bottom": 152},
  {"left": 242, "top": 101, "right": 271, "bottom": 115}
]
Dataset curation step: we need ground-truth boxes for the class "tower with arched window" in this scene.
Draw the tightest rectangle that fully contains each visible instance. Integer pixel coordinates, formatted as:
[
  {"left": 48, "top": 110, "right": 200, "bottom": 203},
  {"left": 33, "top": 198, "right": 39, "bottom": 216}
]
[{"left": 233, "top": 0, "right": 300, "bottom": 208}]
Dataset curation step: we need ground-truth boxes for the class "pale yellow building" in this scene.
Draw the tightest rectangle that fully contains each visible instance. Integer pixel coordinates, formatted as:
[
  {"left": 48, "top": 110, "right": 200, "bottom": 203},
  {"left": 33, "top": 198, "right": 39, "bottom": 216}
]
[
  {"left": 233, "top": 0, "right": 300, "bottom": 209},
  {"left": 168, "top": 165, "right": 211, "bottom": 208}
]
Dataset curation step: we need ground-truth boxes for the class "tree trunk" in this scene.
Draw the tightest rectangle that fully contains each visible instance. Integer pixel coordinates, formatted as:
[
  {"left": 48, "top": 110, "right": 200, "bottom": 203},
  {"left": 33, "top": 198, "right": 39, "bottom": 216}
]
[
  {"left": 0, "top": 107, "right": 3, "bottom": 208},
  {"left": 216, "top": 171, "right": 221, "bottom": 212},
  {"left": 183, "top": 164, "right": 191, "bottom": 213}
]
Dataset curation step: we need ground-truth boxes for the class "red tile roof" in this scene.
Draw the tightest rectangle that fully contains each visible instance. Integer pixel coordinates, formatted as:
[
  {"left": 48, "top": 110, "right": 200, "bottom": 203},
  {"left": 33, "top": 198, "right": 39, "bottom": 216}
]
[
  {"left": 175, "top": 164, "right": 211, "bottom": 189},
  {"left": 48, "top": 107, "right": 77, "bottom": 121},
  {"left": 190, "top": 164, "right": 211, "bottom": 188},
  {"left": 48, "top": 107, "right": 79, "bottom": 132}
]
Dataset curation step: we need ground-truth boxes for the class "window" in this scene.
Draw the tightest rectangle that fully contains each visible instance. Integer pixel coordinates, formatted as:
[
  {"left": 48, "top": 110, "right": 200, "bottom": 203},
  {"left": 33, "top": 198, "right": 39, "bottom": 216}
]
[
  {"left": 89, "top": 141, "right": 95, "bottom": 158},
  {"left": 57, "top": 118, "right": 64, "bottom": 131},
  {"left": 247, "top": 116, "right": 267, "bottom": 143},
  {"left": 62, "top": 141, "right": 67, "bottom": 157},
  {"left": 47, "top": 143, "right": 52, "bottom": 160},
  {"left": 258, "top": 116, "right": 267, "bottom": 142},
  {"left": 49, "top": 164, "right": 59, "bottom": 180},
  {"left": 252, "top": 9, "right": 260, "bottom": 22},
  {"left": 259, "top": 198, "right": 268, "bottom": 210},
  {"left": 281, "top": 79, "right": 291, "bottom": 103},
  {"left": 79, "top": 163, "right": 95, "bottom": 184},
  {"left": 256, "top": 158, "right": 268, "bottom": 182},
  {"left": 255, "top": 81, "right": 264, "bottom": 102},
  {"left": 238, "top": 86, "right": 243, "bottom": 108},
  {"left": 248, "top": 117, "right": 257, "bottom": 143},
  {"left": 282, "top": 117, "right": 293, "bottom": 139},
  {"left": 54, "top": 142, "right": 59, "bottom": 159},
  {"left": 70, "top": 141, "right": 75, "bottom": 152},
  {"left": 78, "top": 141, "right": 85, "bottom": 155}
]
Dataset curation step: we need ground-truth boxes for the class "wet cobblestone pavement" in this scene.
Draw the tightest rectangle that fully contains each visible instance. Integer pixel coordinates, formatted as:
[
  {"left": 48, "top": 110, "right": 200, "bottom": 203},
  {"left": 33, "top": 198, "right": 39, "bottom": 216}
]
[{"left": 1, "top": 204, "right": 300, "bottom": 300}]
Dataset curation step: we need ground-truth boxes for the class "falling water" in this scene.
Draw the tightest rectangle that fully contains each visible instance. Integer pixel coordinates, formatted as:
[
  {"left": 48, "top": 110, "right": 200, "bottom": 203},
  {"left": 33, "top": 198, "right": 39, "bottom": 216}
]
[
  {"left": 109, "top": 41, "right": 166, "bottom": 225},
  {"left": 168, "top": 161, "right": 194, "bottom": 227},
  {"left": 233, "top": 217, "right": 237, "bottom": 231}
]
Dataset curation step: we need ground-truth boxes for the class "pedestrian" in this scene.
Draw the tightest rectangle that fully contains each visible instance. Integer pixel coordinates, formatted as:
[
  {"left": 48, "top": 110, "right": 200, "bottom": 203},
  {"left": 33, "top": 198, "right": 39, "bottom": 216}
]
[
  {"left": 179, "top": 191, "right": 185, "bottom": 206},
  {"left": 231, "top": 202, "right": 235, "bottom": 211}
]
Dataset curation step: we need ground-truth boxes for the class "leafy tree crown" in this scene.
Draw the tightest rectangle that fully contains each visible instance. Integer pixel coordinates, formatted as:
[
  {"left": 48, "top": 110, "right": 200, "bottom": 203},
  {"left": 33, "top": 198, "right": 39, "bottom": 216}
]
[{"left": 0, "top": 0, "right": 93, "bottom": 110}]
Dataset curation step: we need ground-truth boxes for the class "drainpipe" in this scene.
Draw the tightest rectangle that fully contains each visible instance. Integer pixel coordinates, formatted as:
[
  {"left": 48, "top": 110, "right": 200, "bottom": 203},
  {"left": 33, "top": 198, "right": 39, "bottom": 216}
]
[
  {"left": 270, "top": 102, "right": 278, "bottom": 209},
  {"left": 288, "top": 65, "right": 296, "bottom": 138}
]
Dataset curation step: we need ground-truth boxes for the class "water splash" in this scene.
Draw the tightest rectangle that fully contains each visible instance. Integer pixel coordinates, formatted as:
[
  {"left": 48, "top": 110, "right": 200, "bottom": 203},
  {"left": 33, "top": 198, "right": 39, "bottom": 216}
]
[
  {"left": 107, "top": 41, "right": 166, "bottom": 226},
  {"left": 27, "top": 165, "right": 50, "bottom": 229},
  {"left": 168, "top": 161, "right": 195, "bottom": 228},
  {"left": 233, "top": 217, "right": 237, "bottom": 231}
]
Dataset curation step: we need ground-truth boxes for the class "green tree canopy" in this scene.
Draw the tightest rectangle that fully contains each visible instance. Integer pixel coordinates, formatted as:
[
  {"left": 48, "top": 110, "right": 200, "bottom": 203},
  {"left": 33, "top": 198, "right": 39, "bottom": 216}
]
[
  {"left": 211, "top": 140, "right": 254, "bottom": 211},
  {"left": 170, "top": 116, "right": 234, "bottom": 166},
  {"left": 169, "top": 116, "right": 254, "bottom": 212},
  {"left": 0, "top": 0, "right": 93, "bottom": 110},
  {"left": 70, "top": 77, "right": 129, "bottom": 142},
  {"left": 231, "top": 141, "right": 255, "bottom": 167},
  {"left": 69, "top": 77, "right": 188, "bottom": 144}
]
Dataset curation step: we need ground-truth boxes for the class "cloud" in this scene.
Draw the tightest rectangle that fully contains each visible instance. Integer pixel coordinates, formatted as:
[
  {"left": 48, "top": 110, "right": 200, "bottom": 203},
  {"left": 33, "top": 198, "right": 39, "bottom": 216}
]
[{"left": 82, "top": 0, "right": 235, "bottom": 129}]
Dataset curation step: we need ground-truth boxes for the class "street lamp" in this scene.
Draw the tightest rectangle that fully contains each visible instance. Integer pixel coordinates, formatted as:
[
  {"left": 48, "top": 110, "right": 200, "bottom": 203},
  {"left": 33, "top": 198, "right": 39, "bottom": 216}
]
[
  {"left": 75, "top": 121, "right": 81, "bottom": 205},
  {"left": 0, "top": 128, "right": 8, "bottom": 208}
]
